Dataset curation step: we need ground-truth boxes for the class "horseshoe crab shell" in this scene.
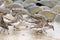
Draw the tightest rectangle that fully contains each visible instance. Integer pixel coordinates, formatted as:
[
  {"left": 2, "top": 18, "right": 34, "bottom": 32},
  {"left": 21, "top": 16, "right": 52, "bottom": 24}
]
[
  {"left": 12, "top": 8, "right": 29, "bottom": 14},
  {"left": 55, "top": 15, "right": 60, "bottom": 23},
  {"left": 0, "top": 0, "right": 5, "bottom": 7},
  {"left": 4, "top": 0, "right": 13, "bottom": 7},
  {"left": 49, "top": 0, "right": 60, "bottom": 2},
  {"left": 6, "top": 1, "right": 24, "bottom": 10},
  {"left": 39, "top": 6, "right": 51, "bottom": 11},
  {"left": 11, "top": 3, "right": 24, "bottom": 9},
  {"left": 24, "top": 3, "right": 36, "bottom": 9},
  {"left": 7, "top": 3, "right": 24, "bottom": 10},
  {"left": 0, "top": 8, "right": 10, "bottom": 14},
  {"left": 40, "top": 11, "right": 57, "bottom": 21},
  {"left": 24, "top": 0, "right": 36, "bottom": 4},
  {"left": 38, "top": 1, "right": 58, "bottom": 8},
  {"left": 12, "top": 3, "right": 24, "bottom": 8},
  {"left": 52, "top": 5, "right": 60, "bottom": 14},
  {"left": 27, "top": 6, "right": 42, "bottom": 15}
]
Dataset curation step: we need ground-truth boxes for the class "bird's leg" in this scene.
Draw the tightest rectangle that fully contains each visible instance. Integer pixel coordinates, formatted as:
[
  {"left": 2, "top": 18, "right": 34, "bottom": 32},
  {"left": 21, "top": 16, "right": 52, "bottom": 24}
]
[
  {"left": 43, "top": 29, "right": 47, "bottom": 34},
  {"left": 6, "top": 29, "right": 9, "bottom": 35},
  {"left": 13, "top": 26, "right": 16, "bottom": 31}
]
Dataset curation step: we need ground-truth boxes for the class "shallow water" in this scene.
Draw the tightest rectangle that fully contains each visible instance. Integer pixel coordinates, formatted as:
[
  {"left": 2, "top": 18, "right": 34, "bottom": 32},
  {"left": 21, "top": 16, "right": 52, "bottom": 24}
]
[
  {"left": 0, "top": 21, "right": 60, "bottom": 40},
  {"left": 0, "top": 14, "right": 60, "bottom": 40}
]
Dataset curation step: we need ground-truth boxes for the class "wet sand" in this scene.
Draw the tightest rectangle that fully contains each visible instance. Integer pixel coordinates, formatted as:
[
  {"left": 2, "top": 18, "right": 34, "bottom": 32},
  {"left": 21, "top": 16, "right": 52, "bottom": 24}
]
[{"left": 0, "top": 22, "right": 60, "bottom": 40}]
